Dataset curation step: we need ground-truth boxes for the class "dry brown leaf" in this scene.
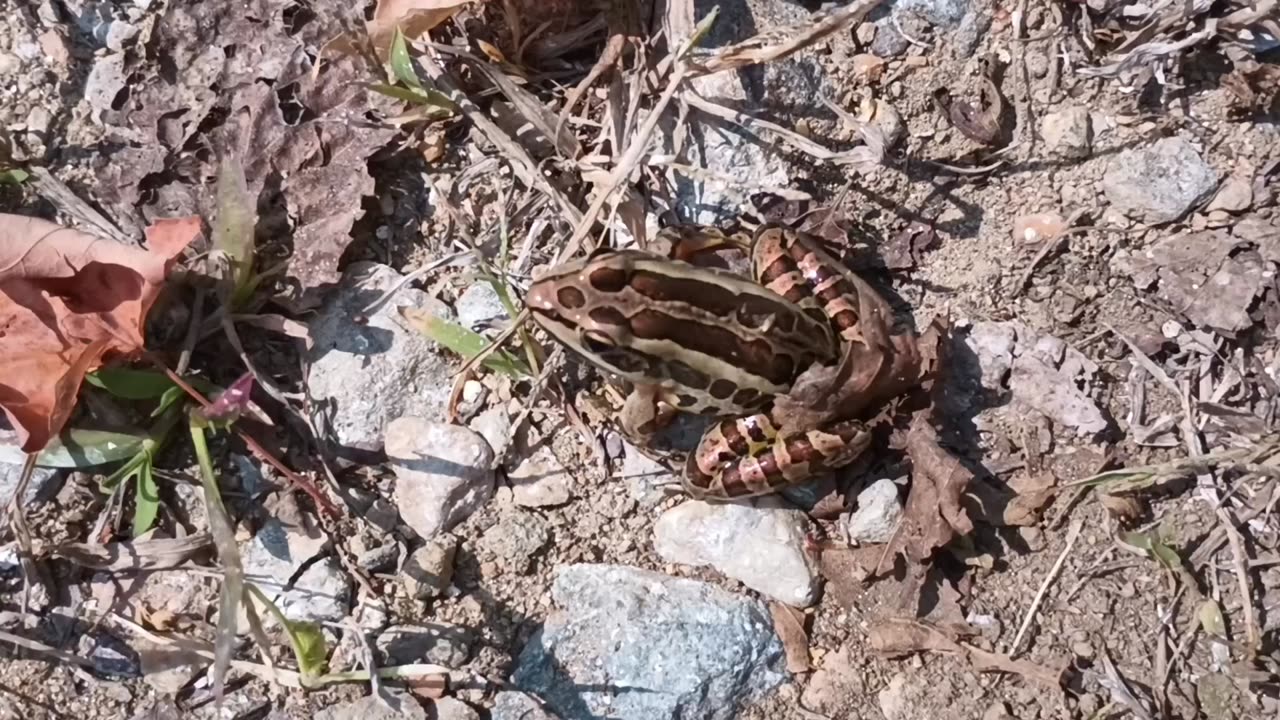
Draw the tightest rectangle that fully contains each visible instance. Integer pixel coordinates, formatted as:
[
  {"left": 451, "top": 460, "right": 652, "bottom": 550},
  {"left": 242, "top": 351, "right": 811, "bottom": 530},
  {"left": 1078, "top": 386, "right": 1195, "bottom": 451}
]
[
  {"left": 934, "top": 60, "right": 1008, "bottom": 146},
  {"left": 0, "top": 215, "right": 199, "bottom": 451},
  {"left": 368, "top": 0, "right": 475, "bottom": 51},
  {"left": 889, "top": 414, "right": 976, "bottom": 563},
  {"left": 768, "top": 602, "right": 811, "bottom": 673},
  {"left": 868, "top": 619, "right": 1065, "bottom": 689},
  {"left": 53, "top": 534, "right": 213, "bottom": 571}
]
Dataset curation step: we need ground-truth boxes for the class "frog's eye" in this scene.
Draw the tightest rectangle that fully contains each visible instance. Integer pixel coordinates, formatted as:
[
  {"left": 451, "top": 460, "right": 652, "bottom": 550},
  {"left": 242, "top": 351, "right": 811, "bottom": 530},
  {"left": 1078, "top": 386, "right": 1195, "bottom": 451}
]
[{"left": 581, "top": 330, "right": 618, "bottom": 354}]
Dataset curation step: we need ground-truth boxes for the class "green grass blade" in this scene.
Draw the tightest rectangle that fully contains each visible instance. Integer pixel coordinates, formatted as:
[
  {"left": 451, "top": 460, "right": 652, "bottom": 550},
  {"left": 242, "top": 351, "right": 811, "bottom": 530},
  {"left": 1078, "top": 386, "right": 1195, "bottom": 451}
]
[
  {"left": 86, "top": 368, "right": 175, "bottom": 399},
  {"left": 399, "top": 307, "right": 531, "bottom": 378},
  {"left": 0, "top": 428, "right": 149, "bottom": 468},
  {"left": 132, "top": 458, "right": 160, "bottom": 537},
  {"left": 389, "top": 26, "right": 422, "bottom": 89}
]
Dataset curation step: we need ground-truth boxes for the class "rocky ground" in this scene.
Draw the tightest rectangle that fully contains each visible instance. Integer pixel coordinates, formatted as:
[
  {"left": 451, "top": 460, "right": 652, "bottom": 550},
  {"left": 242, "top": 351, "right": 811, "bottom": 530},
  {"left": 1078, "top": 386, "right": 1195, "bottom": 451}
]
[{"left": 0, "top": 0, "right": 1278, "bottom": 719}]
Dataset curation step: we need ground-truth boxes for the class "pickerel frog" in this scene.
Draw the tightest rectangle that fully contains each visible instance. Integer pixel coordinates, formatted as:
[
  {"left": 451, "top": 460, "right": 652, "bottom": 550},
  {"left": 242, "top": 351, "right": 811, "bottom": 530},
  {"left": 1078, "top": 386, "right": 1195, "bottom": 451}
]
[{"left": 526, "top": 223, "right": 929, "bottom": 499}]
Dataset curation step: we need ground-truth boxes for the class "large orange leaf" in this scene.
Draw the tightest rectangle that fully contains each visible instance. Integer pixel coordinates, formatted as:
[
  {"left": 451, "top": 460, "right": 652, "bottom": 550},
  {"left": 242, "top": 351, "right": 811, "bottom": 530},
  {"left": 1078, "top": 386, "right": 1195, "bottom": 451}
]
[{"left": 0, "top": 215, "right": 200, "bottom": 452}]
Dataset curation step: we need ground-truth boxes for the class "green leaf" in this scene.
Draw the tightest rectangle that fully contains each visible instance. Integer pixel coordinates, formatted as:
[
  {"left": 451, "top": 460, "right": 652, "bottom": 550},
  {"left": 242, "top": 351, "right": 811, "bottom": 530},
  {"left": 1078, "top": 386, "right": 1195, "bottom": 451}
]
[
  {"left": 389, "top": 26, "right": 422, "bottom": 89},
  {"left": 369, "top": 83, "right": 455, "bottom": 113},
  {"left": 0, "top": 428, "right": 150, "bottom": 468},
  {"left": 132, "top": 459, "right": 160, "bottom": 537},
  {"left": 190, "top": 421, "right": 243, "bottom": 704},
  {"left": 86, "top": 368, "right": 176, "bottom": 399},
  {"left": 0, "top": 167, "right": 29, "bottom": 185},
  {"left": 287, "top": 620, "right": 329, "bottom": 678},
  {"left": 212, "top": 153, "right": 257, "bottom": 308},
  {"left": 399, "top": 306, "right": 531, "bottom": 378},
  {"left": 244, "top": 584, "right": 329, "bottom": 680}
]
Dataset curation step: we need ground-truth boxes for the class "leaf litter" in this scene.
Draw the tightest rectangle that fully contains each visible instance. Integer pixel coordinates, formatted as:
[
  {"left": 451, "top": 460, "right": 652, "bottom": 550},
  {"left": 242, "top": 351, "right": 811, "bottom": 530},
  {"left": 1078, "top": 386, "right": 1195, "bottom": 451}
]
[{"left": 5, "top": 0, "right": 1280, "bottom": 714}]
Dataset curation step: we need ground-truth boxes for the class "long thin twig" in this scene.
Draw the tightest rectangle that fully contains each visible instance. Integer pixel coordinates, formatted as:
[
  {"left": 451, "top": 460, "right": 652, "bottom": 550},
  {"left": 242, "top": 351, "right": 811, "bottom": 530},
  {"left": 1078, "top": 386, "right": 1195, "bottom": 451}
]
[
  {"left": 1008, "top": 516, "right": 1084, "bottom": 657},
  {"left": 1215, "top": 505, "right": 1260, "bottom": 657}
]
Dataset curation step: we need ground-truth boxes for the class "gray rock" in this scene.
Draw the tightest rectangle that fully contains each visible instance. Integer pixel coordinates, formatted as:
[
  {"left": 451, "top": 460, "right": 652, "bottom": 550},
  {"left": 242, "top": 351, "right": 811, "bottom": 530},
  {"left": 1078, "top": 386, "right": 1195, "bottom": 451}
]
[
  {"left": 285, "top": 558, "right": 352, "bottom": 623},
  {"left": 894, "top": 0, "right": 971, "bottom": 29},
  {"left": 491, "top": 692, "right": 558, "bottom": 720},
  {"left": 454, "top": 283, "right": 509, "bottom": 329},
  {"left": 511, "top": 564, "right": 785, "bottom": 720},
  {"left": 1041, "top": 106, "right": 1092, "bottom": 159},
  {"left": 468, "top": 407, "right": 513, "bottom": 461},
  {"left": 878, "top": 673, "right": 910, "bottom": 720},
  {"left": 375, "top": 623, "right": 473, "bottom": 667},
  {"left": 315, "top": 691, "right": 428, "bottom": 720},
  {"left": 241, "top": 518, "right": 351, "bottom": 623},
  {"left": 431, "top": 698, "right": 480, "bottom": 720},
  {"left": 476, "top": 511, "right": 549, "bottom": 575},
  {"left": 653, "top": 499, "right": 819, "bottom": 607},
  {"left": 619, "top": 443, "right": 678, "bottom": 506},
  {"left": 1102, "top": 137, "right": 1218, "bottom": 223},
  {"left": 0, "top": 461, "right": 60, "bottom": 508},
  {"left": 1206, "top": 174, "right": 1253, "bottom": 213},
  {"left": 357, "top": 542, "right": 400, "bottom": 573},
  {"left": 403, "top": 533, "right": 457, "bottom": 599},
  {"left": 307, "top": 263, "right": 456, "bottom": 455},
  {"left": 508, "top": 446, "right": 572, "bottom": 507},
  {"left": 846, "top": 478, "right": 903, "bottom": 544},
  {"left": 387, "top": 418, "right": 494, "bottom": 539}
]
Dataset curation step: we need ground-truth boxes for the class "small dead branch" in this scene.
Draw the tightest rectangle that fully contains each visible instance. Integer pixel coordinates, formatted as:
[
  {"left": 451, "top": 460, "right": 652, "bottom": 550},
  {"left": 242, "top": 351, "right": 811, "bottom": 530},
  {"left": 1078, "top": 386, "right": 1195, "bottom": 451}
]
[
  {"left": 1008, "top": 516, "right": 1083, "bottom": 657},
  {"left": 1077, "top": 22, "right": 1217, "bottom": 80},
  {"left": 1215, "top": 504, "right": 1260, "bottom": 658}
]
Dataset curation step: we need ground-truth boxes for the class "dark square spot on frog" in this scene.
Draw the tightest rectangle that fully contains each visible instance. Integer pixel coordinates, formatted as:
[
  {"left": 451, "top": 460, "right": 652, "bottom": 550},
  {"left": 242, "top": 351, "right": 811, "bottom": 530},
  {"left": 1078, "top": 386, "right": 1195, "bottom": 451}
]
[
  {"left": 588, "top": 306, "right": 628, "bottom": 326},
  {"left": 708, "top": 378, "right": 737, "bottom": 400},
  {"left": 733, "top": 387, "right": 762, "bottom": 408},
  {"left": 557, "top": 286, "right": 586, "bottom": 309},
  {"left": 588, "top": 266, "right": 629, "bottom": 292},
  {"left": 666, "top": 360, "right": 711, "bottom": 390}
]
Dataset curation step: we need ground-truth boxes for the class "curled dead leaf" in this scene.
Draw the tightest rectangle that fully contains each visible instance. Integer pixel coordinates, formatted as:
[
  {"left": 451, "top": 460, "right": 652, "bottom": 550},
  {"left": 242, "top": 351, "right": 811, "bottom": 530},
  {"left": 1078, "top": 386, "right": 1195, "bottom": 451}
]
[
  {"left": 769, "top": 602, "right": 812, "bottom": 673},
  {"left": 886, "top": 414, "right": 975, "bottom": 564},
  {"left": 934, "top": 60, "right": 1008, "bottom": 146},
  {"left": 0, "top": 215, "right": 200, "bottom": 451}
]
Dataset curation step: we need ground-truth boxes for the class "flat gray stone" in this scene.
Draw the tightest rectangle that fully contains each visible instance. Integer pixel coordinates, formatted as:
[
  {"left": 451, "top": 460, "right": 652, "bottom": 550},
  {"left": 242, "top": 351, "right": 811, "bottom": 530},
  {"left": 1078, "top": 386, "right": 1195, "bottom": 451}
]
[
  {"left": 508, "top": 446, "right": 572, "bottom": 507},
  {"left": 653, "top": 499, "right": 819, "bottom": 607},
  {"left": 1102, "top": 137, "right": 1218, "bottom": 223},
  {"left": 387, "top": 418, "right": 494, "bottom": 539},
  {"left": 307, "top": 263, "right": 456, "bottom": 455},
  {"left": 510, "top": 564, "right": 785, "bottom": 720},
  {"left": 375, "top": 623, "right": 472, "bottom": 667},
  {"left": 315, "top": 691, "right": 427, "bottom": 720},
  {"left": 402, "top": 533, "right": 457, "bottom": 600},
  {"left": 241, "top": 517, "right": 350, "bottom": 623}
]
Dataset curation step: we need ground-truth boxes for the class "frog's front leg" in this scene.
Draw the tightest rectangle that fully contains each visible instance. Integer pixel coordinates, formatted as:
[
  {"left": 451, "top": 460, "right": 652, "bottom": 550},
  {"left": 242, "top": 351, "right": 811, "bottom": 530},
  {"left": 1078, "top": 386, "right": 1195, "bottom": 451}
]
[{"left": 683, "top": 413, "right": 872, "bottom": 500}]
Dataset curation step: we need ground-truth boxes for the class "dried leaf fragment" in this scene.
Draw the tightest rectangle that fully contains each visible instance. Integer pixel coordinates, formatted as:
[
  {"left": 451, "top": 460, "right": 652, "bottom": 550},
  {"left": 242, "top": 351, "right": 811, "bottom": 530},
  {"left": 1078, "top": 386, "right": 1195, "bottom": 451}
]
[
  {"left": 889, "top": 415, "right": 975, "bottom": 563},
  {"left": 0, "top": 215, "right": 199, "bottom": 451},
  {"left": 868, "top": 619, "right": 1065, "bottom": 689},
  {"left": 769, "top": 602, "right": 811, "bottom": 673}
]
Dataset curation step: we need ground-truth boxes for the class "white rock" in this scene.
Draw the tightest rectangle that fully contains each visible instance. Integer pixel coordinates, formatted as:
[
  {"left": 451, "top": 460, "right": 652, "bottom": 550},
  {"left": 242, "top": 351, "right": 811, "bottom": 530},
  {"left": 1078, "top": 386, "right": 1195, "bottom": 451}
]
[
  {"left": 846, "top": 478, "right": 903, "bottom": 543},
  {"left": 468, "top": 407, "right": 512, "bottom": 459},
  {"left": 1041, "top": 106, "right": 1091, "bottom": 159},
  {"left": 1206, "top": 174, "right": 1253, "bottom": 213},
  {"left": 454, "top": 283, "right": 509, "bottom": 329},
  {"left": 307, "top": 263, "right": 457, "bottom": 453},
  {"left": 387, "top": 418, "right": 494, "bottom": 539},
  {"left": 653, "top": 498, "right": 818, "bottom": 607},
  {"left": 878, "top": 673, "right": 910, "bottom": 720}
]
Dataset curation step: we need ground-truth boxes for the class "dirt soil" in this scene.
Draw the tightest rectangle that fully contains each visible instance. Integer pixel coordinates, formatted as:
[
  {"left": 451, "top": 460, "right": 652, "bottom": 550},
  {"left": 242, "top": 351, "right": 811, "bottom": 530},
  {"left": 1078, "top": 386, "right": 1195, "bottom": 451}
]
[{"left": 1, "top": 0, "right": 1278, "bottom": 719}]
